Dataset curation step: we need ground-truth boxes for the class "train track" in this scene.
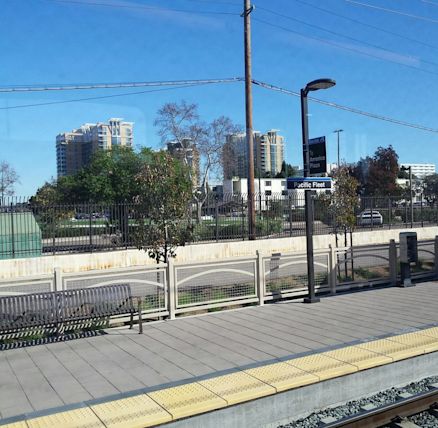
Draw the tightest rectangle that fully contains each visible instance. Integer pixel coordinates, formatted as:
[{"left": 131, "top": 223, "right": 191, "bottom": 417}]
[{"left": 324, "top": 388, "right": 438, "bottom": 428}]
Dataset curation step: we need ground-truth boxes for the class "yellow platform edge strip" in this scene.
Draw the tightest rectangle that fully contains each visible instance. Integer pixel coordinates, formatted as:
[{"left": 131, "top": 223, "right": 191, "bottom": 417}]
[{"left": 3, "top": 327, "right": 438, "bottom": 428}]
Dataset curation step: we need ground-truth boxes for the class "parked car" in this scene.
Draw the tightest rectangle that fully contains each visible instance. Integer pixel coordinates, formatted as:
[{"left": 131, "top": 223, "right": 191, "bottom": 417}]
[{"left": 357, "top": 210, "right": 383, "bottom": 226}]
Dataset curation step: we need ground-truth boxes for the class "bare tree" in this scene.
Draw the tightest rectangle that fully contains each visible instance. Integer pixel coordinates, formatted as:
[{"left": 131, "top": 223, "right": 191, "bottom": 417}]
[
  {"left": 154, "top": 101, "right": 240, "bottom": 223},
  {"left": 0, "top": 161, "right": 19, "bottom": 203}
]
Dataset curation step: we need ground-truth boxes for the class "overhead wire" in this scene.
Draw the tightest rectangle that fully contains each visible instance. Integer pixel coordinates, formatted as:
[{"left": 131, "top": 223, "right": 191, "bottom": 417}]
[
  {"left": 0, "top": 77, "right": 244, "bottom": 93},
  {"left": 252, "top": 17, "right": 438, "bottom": 78},
  {"left": 2, "top": 76, "right": 438, "bottom": 134},
  {"left": 344, "top": 0, "right": 438, "bottom": 24},
  {"left": 257, "top": 6, "right": 438, "bottom": 69},
  {"left": 46, "top": 0, "right": 239, "bottom": 16},
  {"left": 0, "top": 82, "right": 238, "bottom": 110},
  {"left": 289, "top": 0, "right": 438, "bottom": 51},
  {"left": 252, "top": 79, "right": 438, "bottom": 134}
]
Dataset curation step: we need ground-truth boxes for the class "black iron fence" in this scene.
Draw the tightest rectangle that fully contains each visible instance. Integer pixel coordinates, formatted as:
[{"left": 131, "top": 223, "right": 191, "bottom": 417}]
[{"left": 1, "top": 193, "right": 438, "bottom": 258}]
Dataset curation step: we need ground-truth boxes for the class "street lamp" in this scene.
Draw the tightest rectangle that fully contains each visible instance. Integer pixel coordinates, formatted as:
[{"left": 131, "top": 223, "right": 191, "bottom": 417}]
[
  {"left": 301, "top": 78, "right": 336, "bottom": 304},
  {"left": 334, "top": 129, "right": 344, "bottom": 169}
]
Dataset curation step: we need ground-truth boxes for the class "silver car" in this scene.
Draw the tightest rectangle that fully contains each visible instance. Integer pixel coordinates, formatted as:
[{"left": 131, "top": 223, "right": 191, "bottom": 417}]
[{"left": 357, "top": 210, "right": 383, "bottom": 226}]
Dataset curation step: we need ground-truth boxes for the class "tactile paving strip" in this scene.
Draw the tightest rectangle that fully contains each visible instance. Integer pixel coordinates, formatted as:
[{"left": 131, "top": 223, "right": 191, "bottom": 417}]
[
  {"left": 245, "top": 361, "right": 319, "bottom": 392},
  {"left": 199, "top": 371, "right": 276, "bottom": 405},
  {"left": 323, "top": 345, "right": 393, "bottom": 370},
  {"left": 357, "top": 338, "right": 423, "bottom": 362},
  {"left": 0, "top": 422, "right": 28, "bottom": 428},
  {"left": 284, "top": 354, "right": 357, "bottom": 381},
  {"left": 147, "top": 382, "right": 227, "bottom": 419},
  {"left": 386, "top": 332, "right": 438, "bottom": 354},
  {"left": 26, "top": 407, "right": 104, "bottom": 428},
  {"left": 417, "top": 327, "right": 438, "bottom": 339},
  {"left": 90, "top": 394, "right": 172, "bottom": 428}
]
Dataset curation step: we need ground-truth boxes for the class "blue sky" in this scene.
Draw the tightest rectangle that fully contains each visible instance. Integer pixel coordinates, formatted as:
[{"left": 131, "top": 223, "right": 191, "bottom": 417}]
[{"left": 1, "top": 0, "right": 438, "bottom": 195}]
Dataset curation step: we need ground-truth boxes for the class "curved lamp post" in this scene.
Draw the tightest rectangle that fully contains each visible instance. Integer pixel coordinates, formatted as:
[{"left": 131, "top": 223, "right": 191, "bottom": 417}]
[{"left": 301, "top": 78, "right": 336, "bottom": 304}]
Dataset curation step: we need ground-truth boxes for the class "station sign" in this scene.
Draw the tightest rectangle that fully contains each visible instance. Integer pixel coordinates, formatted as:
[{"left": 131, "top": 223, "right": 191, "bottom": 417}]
[
  {"left": 287, "top": 177, "right": 332, "bottom": 190},
  {"left": 308, "top": 136, "right": 327, "bottom": 175}
]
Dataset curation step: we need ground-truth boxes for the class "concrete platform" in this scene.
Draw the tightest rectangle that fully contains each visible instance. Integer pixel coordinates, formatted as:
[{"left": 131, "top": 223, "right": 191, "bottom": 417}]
[{"left": 2, "top": 282, "right": 438, "bottom": 426}]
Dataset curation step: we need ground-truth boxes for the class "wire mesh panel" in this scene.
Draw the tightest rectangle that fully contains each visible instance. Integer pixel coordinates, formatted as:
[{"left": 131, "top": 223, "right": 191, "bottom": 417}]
[
  {"left": 263, "top": 253, "right": 329, "bottom": 296},
  {"left": 336, "top": 244, "right": 390, "bottom": 286},
  {"left": 175, "top": 259, "right": 257, "bottom": 308},
  {"left": 63, "top": 266, "right": 167, "bottom": 314},
  {"left": 0, "top": 277, "right": 53, "bottom": 296}
]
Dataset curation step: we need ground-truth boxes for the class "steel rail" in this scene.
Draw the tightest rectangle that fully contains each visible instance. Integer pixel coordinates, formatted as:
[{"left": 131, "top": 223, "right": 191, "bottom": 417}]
[{"left": 324, "top": 388, "right": 438, "bottom": 428}]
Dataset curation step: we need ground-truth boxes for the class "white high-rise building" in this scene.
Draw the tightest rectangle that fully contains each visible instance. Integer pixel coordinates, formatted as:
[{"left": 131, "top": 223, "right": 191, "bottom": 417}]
[
  {"left": 56, "top": 118, "right": 133, "bottom": 177},
  {"left": 223, "top": 130, "right": 285, "bottom": 179}
]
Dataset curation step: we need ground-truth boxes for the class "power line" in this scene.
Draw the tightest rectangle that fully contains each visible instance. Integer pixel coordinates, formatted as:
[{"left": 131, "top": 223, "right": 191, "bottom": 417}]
[
  {"left": 3, "top": 76, "right": 437, "bottom": 135},
  {"left": 0, "top": 82, "right": 226, "bottom": 110},
  {"left": 47, "top": 0, "right": 239, "bottom": 16},
  {"left": 252, "top": 79, "right": 438, "bottom": 134},
  {"left": 0, "top": 77, "right": 244, "bottom": 93},
  {"left": 257, "top": 6, "right": 438, "bottom": 69},
  {"left": 344, "top": 0, "right": 438, "bottom": 24},
  {"left": 253, "top": 17, "right": 438, "bottom": 78},
  {"left": 290, "top": 0, "right": 438, "bottom": 51}
]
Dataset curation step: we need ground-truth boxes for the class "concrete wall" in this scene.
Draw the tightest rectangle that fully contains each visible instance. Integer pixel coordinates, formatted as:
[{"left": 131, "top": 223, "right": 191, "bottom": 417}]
[{"left": 0, "top": 226, "right": 437, "bottom": 280}]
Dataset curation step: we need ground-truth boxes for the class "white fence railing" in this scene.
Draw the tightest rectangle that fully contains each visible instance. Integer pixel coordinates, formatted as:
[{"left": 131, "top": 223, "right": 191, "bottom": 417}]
[{"left": 1, "top": 237, "right": 437, "bottom": 320}]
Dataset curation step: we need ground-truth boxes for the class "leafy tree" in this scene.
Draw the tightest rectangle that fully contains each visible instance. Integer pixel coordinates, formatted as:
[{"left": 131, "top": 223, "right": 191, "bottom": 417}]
[
  {"left": 331, "top": 167, "right": 360, "bottom": 232},
  {"left": 154, "top": 101, "right": 240, "bottom": 223},
  {"left": 352, "top": 146, "right": 400, "bottom": 196},
  {"left": 365, "top": 146, "right": 400, "bottom": 196},
  {"left": 424, "top": 173, "right": 438, "bottom": 204},
  {"left": 275, "top": 161, "right": 299, "bottom": 178},
  {"left": 133, "top": 151, "right": 193, "bottom": 263},
  {"left": 0, "top": 161, "right": 19, "bottom": 203},
  {"left": 329, "top": 166, "right": 360, "bottom": 279}
]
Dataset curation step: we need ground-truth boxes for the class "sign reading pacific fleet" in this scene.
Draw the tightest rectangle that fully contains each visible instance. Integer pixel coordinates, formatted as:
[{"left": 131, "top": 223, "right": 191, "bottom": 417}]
[
  {"left": 287, "top": 177, "right": 332, "bottom": 190},
  {"left": 308, "top": 136, "right": 327, "bottom": 175}
]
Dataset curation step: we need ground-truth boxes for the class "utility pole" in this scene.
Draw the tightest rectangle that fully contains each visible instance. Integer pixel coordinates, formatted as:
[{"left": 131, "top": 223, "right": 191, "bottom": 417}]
[
  {"left": 243, "top": 0, "right": 256, "bottom": 240},
  {"left": 334, "top": 129, "right": 343, "bottom": 169}
]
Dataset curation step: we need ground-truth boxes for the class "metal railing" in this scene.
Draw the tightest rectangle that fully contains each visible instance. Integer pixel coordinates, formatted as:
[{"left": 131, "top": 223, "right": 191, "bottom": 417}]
[
  {"left": 1, "top": 194, "right": 438, "bottom": 258},
  {"left": 1, "top": 238, "right": 436, "bottom": 320}
]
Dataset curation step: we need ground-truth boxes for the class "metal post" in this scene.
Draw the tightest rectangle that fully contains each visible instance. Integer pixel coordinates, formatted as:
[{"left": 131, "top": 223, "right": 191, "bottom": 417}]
[
  {"left": 9, "top": 203, "right": 15, "bottom": 258},
  {"left": 389, "top": 239, "right": 397, "bottom": 286},
  {"left": 167, "top": 258, "right": 176, "bottom": 320},
  {"left": 89, "top": 204, "right": 93, "bottom": 252},
  {"left": 409, "top": 166, "right": 413, "bottom": 228},
  {"left": 334, "top": 129, "right": 343, "bottom": 168},
  {"left": 256, "top": 250, "right": 265, "bottom": 306},
  {"left": 388, "top": 198, "right": 392, "bottom": 229},
  {"left": 301, "top": 88, "right": 319, "bottom": 303},
  {"left": 215, "top": 197, "right": 219, "bottom": 242},
  {"left": 435, "top": 236, "right": 438, "bottom": 279},
  {"left": 328, "top": 244, "right": 337, "bottom": 295},
  {"left": 241, "top": 196, "right": 245, "bottom": 240},
  {"left": 243, "top": 0, "right": 256, "bottom": 240},
  {"left": 421, "top": 193, "right": 424, "bottom": 227},
  {"left": 289, "top": 195, "right": 293, "bottom": 237}
]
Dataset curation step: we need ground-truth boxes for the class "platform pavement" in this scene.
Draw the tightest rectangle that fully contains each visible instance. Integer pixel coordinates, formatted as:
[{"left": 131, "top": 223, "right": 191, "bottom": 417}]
[{"left": 2, "top": 281, "right": 438, "bottom": 423}]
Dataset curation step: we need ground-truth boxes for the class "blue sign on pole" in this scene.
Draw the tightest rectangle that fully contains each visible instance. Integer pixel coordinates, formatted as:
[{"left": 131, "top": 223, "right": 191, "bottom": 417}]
[{"left": 287, "top": 177, "right": 332, "bottom": 190}]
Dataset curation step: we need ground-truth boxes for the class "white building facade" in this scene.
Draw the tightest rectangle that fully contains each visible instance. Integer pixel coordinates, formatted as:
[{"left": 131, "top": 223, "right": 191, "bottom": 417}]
[{"left": 400, "top": 163, "right": 436, "bottom": 179}]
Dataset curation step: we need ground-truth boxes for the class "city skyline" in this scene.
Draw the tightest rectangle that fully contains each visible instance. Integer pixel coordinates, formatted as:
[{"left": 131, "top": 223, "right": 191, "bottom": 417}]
[{"left": 1, "top": 1, "right": 438, "bottom": 195}]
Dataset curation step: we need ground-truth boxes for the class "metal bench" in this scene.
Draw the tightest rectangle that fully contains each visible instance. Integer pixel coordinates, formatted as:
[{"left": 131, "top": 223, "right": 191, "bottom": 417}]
[{"left": 0, "top": 284, "right": 143, "bottom": 341}]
